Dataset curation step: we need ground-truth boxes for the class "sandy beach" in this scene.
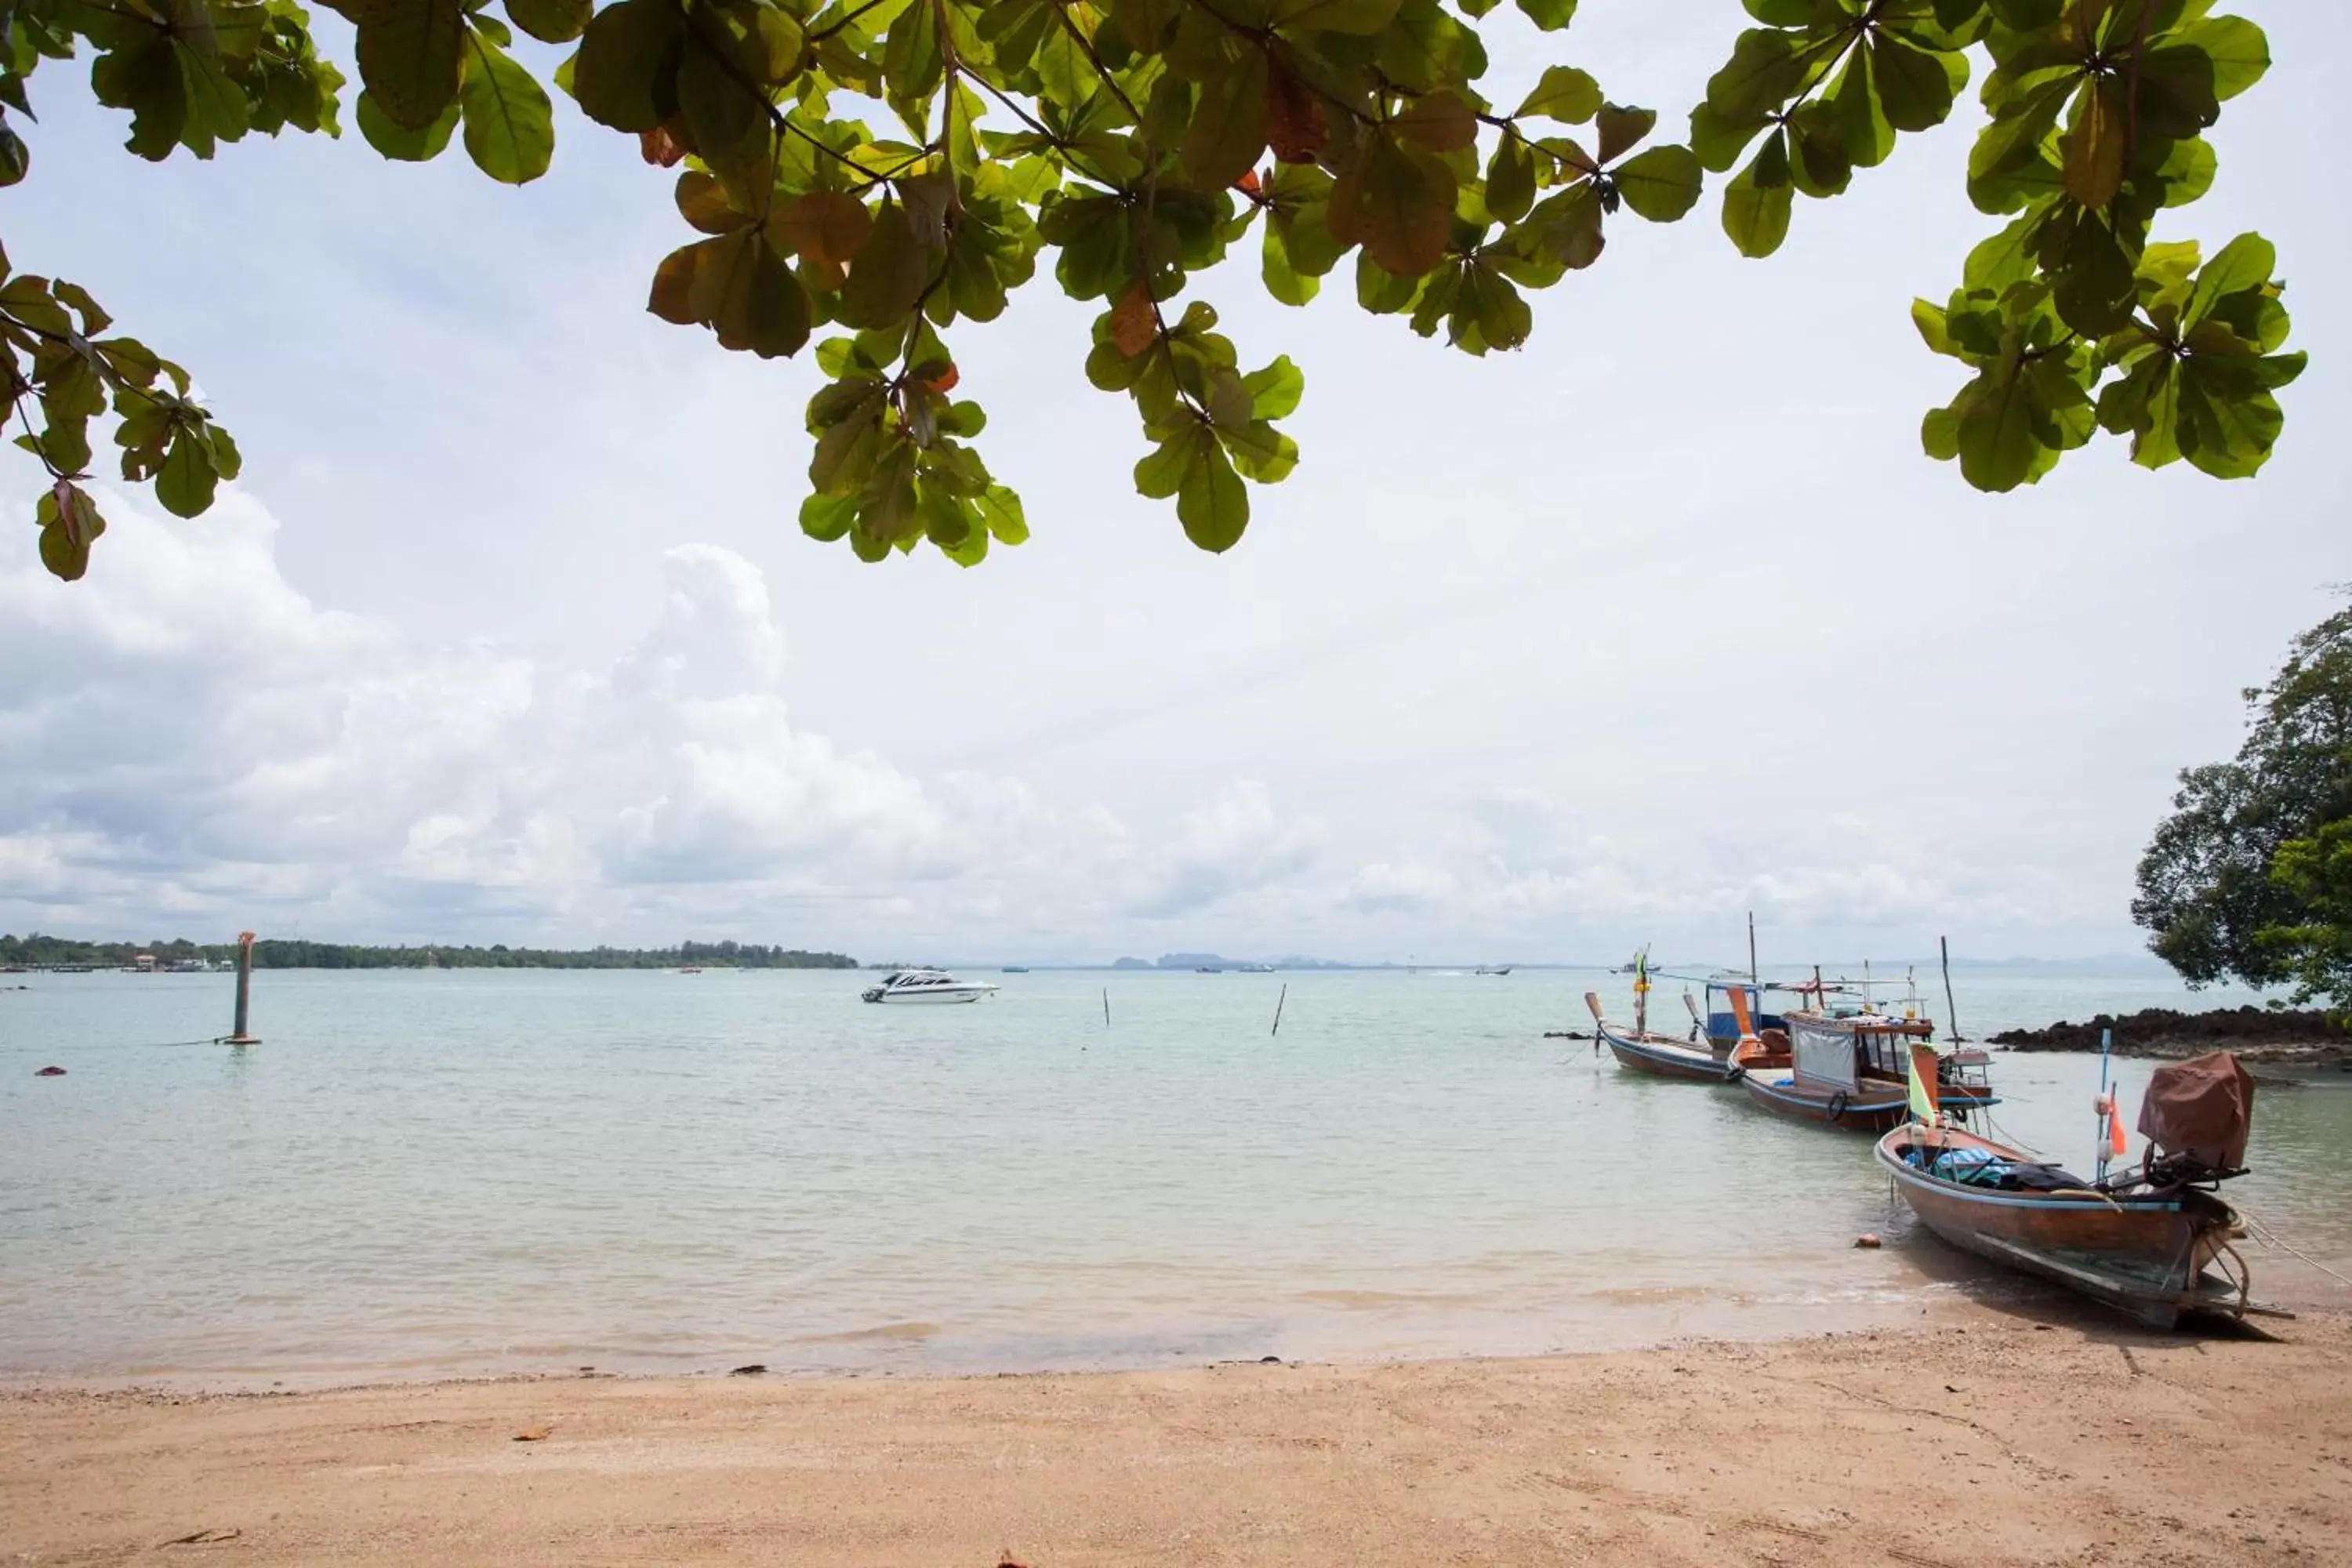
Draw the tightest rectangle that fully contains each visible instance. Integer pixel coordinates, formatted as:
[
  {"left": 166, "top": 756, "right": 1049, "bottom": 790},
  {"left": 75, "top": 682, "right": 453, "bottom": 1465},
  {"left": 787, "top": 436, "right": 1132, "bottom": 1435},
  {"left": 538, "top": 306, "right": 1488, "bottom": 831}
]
[{"left": 6, "top": 1307, "right": 2348, "bottom": 1567}]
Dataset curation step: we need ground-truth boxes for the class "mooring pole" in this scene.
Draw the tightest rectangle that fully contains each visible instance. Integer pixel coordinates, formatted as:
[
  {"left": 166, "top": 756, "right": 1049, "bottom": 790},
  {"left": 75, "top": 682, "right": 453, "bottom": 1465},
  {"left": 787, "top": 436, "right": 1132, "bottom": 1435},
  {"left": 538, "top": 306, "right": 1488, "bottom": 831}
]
[
  {"left": 1940, "top": 935, "right": 1963, "bottom": 1043},
  {"left": 226, "top": 931, "right": 260, "bottom": 1044},
  {"left": 1271, "top": 983, "right": 1287, "bottom": 1037},
  {"left": 1102, "top": 987, "right": 1110, "bottom": 1027}
]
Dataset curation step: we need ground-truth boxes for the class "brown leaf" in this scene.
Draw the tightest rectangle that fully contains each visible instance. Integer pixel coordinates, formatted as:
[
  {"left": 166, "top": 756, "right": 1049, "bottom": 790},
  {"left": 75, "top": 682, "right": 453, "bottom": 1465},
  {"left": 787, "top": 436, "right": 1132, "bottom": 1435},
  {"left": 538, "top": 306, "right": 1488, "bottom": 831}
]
[
  {"left": 514, "top": 1424, "right": 552, "bottom": 1442},
  {"left": 923, "top": 363, "right": 960, "bottom": 394},
  {"left": 638, "top": 127, "right": 685, "bottom": 168},
  {"left": 1266, "top": 63, "right": 1327, "bottom": 164},
  {"left": 1236, "top": 169, "right": 1262, "bottom": 198},
  {"left": 1108, "top": 284, "right": 1156, "bottom": 358}
]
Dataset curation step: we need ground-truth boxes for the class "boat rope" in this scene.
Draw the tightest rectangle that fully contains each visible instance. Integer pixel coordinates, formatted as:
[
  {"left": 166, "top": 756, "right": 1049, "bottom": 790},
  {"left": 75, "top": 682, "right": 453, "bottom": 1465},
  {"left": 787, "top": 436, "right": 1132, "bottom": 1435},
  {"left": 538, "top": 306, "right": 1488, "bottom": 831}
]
[
  {"left": 14, "top": 1035, "right": 232, "bottom": 1052},
  {"left": 2238, "top": 1208, "right": 2352, "bottom": 1290},
  {"left": 2042, "top": 1187, "right": 2123, "bottom": 1211}
]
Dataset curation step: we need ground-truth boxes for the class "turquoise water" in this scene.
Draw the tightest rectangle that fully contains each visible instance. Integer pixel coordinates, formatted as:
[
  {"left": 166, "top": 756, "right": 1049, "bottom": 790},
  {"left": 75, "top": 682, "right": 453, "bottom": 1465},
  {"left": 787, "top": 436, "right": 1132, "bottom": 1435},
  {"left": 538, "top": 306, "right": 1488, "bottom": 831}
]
[{"left": 3, "top": 965, "right": 2347, "bottom": 1386}]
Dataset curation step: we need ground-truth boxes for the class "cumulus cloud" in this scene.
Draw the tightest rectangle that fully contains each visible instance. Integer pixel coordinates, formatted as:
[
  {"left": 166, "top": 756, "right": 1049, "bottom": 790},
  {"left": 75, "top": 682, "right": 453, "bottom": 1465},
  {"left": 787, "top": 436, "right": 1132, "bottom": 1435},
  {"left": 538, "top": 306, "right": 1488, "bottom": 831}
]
[{"left": 0, "top": 492, "right": 1326, "bottom": 949}]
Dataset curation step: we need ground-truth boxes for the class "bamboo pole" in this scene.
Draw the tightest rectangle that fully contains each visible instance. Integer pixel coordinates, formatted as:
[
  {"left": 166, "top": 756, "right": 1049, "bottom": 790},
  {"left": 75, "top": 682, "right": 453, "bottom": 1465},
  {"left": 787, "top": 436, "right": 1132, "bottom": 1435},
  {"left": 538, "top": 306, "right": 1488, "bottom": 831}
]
[
  {"left": 1102, "top": 987, "right": 1110, "bottom": 1026},
  {"left": 1271, "top": 983, "right": 1287, "bottom": 1036},
  {"left": 1940, "top": 935, "right": 1963, "bottom": 1042}
]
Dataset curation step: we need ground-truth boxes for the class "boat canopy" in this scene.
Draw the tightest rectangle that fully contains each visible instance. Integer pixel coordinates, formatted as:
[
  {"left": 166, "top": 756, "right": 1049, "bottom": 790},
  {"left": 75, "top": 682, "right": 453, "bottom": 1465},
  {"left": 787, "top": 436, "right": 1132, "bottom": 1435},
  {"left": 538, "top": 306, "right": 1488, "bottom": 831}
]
[{"left": 1789, "top": 1016, "right": 1860, "bottom": 1090}]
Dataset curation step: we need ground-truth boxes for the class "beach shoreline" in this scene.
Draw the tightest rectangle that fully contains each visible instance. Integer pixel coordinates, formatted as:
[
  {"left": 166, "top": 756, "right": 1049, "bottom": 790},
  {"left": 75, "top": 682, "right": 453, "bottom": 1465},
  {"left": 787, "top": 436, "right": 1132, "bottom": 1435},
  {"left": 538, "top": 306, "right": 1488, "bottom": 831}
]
[{"left": 7, "top": 1309, "right": 2347, "bottom": 1566}]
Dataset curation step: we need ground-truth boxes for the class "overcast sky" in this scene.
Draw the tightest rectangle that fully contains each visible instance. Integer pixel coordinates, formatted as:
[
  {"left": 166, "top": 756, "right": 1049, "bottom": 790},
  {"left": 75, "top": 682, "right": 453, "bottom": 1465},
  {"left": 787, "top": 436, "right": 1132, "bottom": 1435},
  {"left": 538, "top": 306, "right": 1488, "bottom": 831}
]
[{"left": 2, "top": 4, "right": 2341, "bottom": 966}]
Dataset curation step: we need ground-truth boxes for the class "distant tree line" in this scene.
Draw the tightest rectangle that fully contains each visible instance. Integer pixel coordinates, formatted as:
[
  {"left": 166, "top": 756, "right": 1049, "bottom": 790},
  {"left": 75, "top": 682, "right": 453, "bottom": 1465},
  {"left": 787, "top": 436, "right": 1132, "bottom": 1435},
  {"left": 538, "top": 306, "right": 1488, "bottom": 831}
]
[{"left": 0, "top": 935, "right": 858, "bottom": 971}]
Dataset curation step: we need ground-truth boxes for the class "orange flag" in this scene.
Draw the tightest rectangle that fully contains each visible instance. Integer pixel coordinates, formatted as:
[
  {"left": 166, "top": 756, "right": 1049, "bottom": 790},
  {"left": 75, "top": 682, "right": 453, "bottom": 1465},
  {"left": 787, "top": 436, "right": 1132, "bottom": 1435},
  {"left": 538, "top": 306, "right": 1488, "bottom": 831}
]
[{"left": 2107, "top": 1094, "right": 2129, "bottom": 1158}]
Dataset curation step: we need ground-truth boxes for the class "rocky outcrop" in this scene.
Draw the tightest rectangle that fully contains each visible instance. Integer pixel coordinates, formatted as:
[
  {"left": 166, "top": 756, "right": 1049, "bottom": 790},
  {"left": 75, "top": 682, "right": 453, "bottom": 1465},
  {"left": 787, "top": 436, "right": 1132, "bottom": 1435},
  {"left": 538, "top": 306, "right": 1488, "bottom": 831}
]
[{"left": 1991, "top": 1005, "right": 2350, "bottom": 1068}]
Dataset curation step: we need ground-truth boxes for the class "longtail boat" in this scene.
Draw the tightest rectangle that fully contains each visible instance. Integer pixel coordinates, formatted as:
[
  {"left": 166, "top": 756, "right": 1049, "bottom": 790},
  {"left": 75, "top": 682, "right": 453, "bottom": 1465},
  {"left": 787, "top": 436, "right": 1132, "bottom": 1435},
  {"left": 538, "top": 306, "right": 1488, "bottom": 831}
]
[
  {"left": 1877, "top": 1050, "right": 2287, "bottom": 1329},
  {"left": 1729, "top": 982, "right": 1996, "bottom": 1133},
  {"left": 1584, "top": 990, "right": 1727, "bottom": 1081}
]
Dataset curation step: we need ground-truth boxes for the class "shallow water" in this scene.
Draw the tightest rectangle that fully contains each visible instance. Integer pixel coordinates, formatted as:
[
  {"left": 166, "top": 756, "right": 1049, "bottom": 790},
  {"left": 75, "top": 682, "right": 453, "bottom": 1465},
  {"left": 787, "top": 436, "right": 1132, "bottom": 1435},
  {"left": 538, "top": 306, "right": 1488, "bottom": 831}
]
[{"left": 3, "top": 964, "right": 2347, "bottom": 1386}]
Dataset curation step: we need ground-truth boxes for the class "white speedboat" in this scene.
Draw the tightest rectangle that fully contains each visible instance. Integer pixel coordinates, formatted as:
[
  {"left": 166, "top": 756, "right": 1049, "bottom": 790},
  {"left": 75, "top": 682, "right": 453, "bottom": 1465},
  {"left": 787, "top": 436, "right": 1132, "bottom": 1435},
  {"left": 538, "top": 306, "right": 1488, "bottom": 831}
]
[{"left": 860, "top": 967, "right": 1000, "bottom": 1004}]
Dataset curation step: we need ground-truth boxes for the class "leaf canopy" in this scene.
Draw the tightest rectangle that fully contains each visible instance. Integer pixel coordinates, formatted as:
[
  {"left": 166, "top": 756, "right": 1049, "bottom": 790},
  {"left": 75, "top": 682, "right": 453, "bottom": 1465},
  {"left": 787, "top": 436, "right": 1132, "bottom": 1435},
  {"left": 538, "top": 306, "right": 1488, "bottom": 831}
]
[{"left": 0, "top": 0, "right": 2304, "bottom": 579}]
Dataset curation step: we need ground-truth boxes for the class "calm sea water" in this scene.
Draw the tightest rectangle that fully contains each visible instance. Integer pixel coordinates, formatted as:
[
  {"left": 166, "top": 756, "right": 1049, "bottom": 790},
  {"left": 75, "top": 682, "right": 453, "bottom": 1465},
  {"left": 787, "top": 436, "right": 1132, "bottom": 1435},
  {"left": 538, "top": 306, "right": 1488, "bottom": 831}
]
[{"left": 3, "top": 964, "right": 2347, "bottom": 1387}]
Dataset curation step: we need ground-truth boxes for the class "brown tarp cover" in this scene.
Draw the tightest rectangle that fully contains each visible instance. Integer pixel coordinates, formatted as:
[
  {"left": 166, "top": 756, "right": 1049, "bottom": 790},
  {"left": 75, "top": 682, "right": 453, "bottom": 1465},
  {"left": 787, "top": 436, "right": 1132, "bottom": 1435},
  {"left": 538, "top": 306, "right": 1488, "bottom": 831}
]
[{"left": 2137, "top": 1051, "right": 2256, "bottom": 1169}]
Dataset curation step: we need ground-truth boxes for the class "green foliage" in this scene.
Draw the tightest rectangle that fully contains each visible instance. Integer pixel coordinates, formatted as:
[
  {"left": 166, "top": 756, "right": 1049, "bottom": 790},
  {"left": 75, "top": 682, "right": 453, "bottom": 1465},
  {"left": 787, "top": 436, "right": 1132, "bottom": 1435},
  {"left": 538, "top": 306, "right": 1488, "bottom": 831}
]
[
  {"left": 2136, "top": 603, "right": 2352, "bottom": 1003},
  {"left": 0, "top": 0, "right": 2305, "bottom": 576}
]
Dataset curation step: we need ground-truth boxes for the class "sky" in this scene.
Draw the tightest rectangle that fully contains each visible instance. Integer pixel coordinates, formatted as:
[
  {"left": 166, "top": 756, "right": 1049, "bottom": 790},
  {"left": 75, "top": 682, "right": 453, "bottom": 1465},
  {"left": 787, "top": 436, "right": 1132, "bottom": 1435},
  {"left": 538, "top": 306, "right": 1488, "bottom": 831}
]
[{"left": 2, "top": 3, "right": 2343, "bottom": 967}]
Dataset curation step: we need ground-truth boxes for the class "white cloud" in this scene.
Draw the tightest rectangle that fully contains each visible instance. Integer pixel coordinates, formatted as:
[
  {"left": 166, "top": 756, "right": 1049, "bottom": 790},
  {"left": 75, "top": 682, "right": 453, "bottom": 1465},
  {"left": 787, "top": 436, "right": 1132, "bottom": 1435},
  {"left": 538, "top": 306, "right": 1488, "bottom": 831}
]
[{"left": 0, "top": 493, "right": 1327, "bottom": 951}]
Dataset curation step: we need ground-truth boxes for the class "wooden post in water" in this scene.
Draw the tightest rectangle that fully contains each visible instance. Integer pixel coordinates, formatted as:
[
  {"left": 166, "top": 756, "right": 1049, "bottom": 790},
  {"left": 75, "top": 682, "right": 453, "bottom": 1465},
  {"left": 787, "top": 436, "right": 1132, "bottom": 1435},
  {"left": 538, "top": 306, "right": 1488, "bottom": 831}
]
[
  {"left": 225, "top": 931, "right": 261, "bottom": 1044},
  {"left": 1940, "top": 935, "right": 1964, "bottom": 1042},
  {"left": 1102, "top": 987, "right": 1109, "bottom": 1027},
  {"left": 1271, "top": 983, "right": 1287, "bottom": 1037}
]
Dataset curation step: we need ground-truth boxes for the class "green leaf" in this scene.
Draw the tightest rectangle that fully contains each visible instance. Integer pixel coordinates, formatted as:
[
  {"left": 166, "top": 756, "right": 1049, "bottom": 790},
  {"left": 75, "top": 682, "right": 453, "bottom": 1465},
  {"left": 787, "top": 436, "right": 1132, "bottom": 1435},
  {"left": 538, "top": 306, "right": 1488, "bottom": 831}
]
[
  {"left": 1722, "top": 132, "right": 1791, "bottom": 258},
  {"left": 1180, "top": 46, "right": 1268, "bottom": 190},
  {"left": 2178, "top": 15, "right": 2268, "bottom": 101},
  {"left": 1486, "top": 135, "right": 1535, "bottom": 224},
  {"left": 1177, "top": 434, "right": 1248, "bottom": 551},
  {"left": 1242, "top": 355, "right": 1305, "bottom": 419},
  {"left": 1869, "top": 31, "right": 1962, "bottom": 132},
  {"left": 1954, "top": 367, "right": 2042, "bottom": 492},
  {"left": 459, "top": 31, "right": 554, "bottom": 184},
  {"left": 1328, "top": 132, "right": 1456, "bottom": 279},
  {"left": 800, "top": 491, "right": 858, "bottom": 541},
  {"left": 883, "top": 0, "right": 943, "bottom": 101},
  {"left": 1270, "top": 0, "right": 1406, "bottom": 35},
  {"left": 2184, "top": 232, "right": 2275, "bottom": 327},
  {"left": 1514, "top": 0, "right": 1577, "bottom": 30},
  {"left": 837, "top": 201, "right": 931, "bottom": 328},
  {"left": 154, "top": 428, "right": 221, "bottom": 517},
  {"left": 1518, "top": 65, "right": 1600, "bottom": 124},
  {"left": 356, "top": 0, "right": 469, "bottom": 132},
  {"left": 1593, "top": 103, "right": 1654, "bottom": 165},
  {"left": 1707, "top": 28, "right": 1809, "bottom": 122},
  {"left": 1134, "top": 426, "right": 1200, "bottom": 499},
  {"left": 691, "top": 230, "right": 811, "bottom": 358},
  {"left": 36, "top": 483, "right": 106, "bottom": 582},
  {"left": 1612, "top": 145, "right": 1702, "bottom": 221},
  {"left": 505, "top": 0, "right": 590, "bottom": 45},
  {"left": 571, "top": 0, "right": 685, "bottom": 132},
  {"left": 358, "top": 88, "right": 459, "bottom": 158},
  {"left": 975, "top": 484, "right": 1029, "bottom": 545},
  {"left": 2060, "top": 79, "right": 2124, "bottom": 208},
  {"left": 2049, "top": 206, "right": 2137, "bottom": 336}
]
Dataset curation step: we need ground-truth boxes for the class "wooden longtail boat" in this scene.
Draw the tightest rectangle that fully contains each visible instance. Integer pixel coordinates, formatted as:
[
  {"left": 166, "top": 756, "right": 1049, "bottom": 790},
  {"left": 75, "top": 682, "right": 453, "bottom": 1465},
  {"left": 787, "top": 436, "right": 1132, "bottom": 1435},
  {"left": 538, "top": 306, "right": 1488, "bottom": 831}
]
[
  {"left": 1875, "top": 1121, "right": 2277, "bottom": 1329},
  {"left": 1729, "top": 995, "right": 1997, "bottom": 1133},
  {"left": 1584, "top": 991, "right": 1728, "bottom": 1081}
]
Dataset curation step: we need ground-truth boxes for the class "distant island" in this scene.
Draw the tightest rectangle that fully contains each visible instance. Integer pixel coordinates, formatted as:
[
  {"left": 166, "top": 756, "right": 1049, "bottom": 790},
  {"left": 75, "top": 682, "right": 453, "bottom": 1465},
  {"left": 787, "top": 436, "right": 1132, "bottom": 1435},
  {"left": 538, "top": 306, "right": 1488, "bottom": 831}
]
[
  {"left": 0, "top": 934, "right": 858, "bottom": 971},
  {"left": 1108, "top": 953, "right": 1353, "bottom": 971}
]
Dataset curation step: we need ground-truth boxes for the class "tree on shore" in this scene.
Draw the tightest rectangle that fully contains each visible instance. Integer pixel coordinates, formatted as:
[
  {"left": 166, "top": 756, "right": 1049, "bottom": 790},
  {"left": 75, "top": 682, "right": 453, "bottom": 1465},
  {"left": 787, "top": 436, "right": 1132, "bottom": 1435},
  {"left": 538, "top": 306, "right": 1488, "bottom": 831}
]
[
  {"left": 2134, "top": 601, "right": 2352, "bottom": 1008},
  {"left": 3, "top": 0, "right": 2304, "bottom": 579}
]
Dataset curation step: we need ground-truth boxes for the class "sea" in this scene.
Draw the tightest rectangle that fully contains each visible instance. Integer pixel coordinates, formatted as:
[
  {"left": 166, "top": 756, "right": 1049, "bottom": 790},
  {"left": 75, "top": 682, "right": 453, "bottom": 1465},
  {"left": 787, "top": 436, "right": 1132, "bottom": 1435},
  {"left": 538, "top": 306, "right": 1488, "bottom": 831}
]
[{"left": 4, "top": 964, "right": 2348, "bottom": 1388}]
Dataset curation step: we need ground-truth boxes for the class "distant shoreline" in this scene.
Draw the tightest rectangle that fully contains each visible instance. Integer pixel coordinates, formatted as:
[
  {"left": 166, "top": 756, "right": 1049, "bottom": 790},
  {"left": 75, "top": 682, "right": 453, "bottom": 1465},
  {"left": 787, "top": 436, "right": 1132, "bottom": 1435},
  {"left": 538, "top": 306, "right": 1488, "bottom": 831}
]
[{"left": 0, "top": 938, "right": 858, "bottom": 973}]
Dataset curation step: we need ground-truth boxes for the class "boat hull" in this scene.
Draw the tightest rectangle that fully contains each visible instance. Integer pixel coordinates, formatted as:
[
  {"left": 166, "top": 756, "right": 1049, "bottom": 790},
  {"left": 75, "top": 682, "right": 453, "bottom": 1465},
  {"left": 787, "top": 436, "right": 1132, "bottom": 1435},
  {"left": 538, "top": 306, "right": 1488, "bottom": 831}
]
[
  {"left": 1740, "top": 1072, "right": 1909, "bottom": 1132},
  {"left": 1875, "top": 1127, "right": 2239, "bottom": 1329},
  {"left": 861, "top": 987, "right": 996, "bottom": 1004},
  {"left": 1600, "top": 1023, "right": 1730, "bottom": 1082}
]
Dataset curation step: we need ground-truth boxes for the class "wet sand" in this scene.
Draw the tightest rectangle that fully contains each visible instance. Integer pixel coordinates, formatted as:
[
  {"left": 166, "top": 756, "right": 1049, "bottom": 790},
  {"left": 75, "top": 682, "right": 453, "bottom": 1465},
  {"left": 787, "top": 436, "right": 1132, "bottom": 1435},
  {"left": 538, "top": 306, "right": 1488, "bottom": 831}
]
[{"left": 5, "top": 1308, "right": 2348, "bottom": 1566}]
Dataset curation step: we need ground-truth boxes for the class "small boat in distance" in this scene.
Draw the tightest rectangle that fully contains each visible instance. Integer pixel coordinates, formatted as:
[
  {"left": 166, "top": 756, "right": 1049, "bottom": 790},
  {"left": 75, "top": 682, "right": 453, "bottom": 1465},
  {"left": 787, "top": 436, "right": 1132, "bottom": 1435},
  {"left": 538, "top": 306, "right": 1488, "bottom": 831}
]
[
  {"left": 1001, "top": 966, "right": 1029, "bottom": 973},
  {"left": 1475, "top": 965, "right": 1512, "bottom": 975},
  {"left": 861, "top": 968, "right": 1000, "bottom": 1004}
]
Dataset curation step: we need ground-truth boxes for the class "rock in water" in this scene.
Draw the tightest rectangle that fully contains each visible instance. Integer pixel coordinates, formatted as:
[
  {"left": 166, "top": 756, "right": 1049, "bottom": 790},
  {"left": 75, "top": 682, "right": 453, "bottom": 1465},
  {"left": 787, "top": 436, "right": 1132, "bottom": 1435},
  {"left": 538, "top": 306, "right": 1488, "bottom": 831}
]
[
  {"left": 34, "top": 1065, "right": 64, "bottom": 1076},
  {"left": 1854, "top": 1232, "right": 1882, "bottom": 1249}
]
